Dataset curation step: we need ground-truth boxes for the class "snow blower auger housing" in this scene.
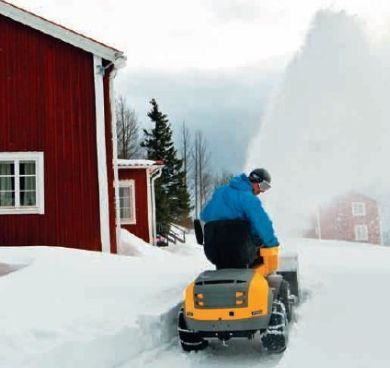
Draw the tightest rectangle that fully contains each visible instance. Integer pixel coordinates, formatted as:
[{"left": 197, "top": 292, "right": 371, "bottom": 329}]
[{"left": 178, "top": 220, "right": 299, "bottom": 354}]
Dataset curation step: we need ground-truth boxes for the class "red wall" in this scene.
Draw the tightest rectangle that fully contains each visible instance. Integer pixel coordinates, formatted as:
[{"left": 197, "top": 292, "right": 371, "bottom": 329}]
[
  {"left": 119, "top": 169, "right": 150, "bottom": 243},
  {"left": 0, "top": 15, "right": 104, "bottom": 251},
  {"left": 319, "top": 192, "right": 381, "bottom": 245}
]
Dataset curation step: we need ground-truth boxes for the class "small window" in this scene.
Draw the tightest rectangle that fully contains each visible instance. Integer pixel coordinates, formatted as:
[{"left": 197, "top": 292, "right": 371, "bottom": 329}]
[
  {"left": 355, "top": 225, "right": 368, "bottom": 241},
  {"left": 0, "top": 152, "right": 44, "bottom": 215},
  {"left": 352, "top": 202, "right": 366, "bottom": 217},
  {"left": 119, "top": 181, "right": 136, "bottom": 224}
]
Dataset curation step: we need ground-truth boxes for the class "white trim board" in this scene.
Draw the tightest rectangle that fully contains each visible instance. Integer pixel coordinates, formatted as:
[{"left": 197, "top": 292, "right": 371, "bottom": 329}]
[
  {"left": 94, "top": 55, "right": 111, "bottom": 253},
  {"left": 0, "top": 0, "right": 126, "bottom": 65}
]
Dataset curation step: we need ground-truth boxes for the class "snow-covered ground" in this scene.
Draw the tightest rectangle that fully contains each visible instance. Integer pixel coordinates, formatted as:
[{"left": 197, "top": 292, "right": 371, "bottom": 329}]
[{"left": 1, "top": 231, "right": 390, "bottom": 368}]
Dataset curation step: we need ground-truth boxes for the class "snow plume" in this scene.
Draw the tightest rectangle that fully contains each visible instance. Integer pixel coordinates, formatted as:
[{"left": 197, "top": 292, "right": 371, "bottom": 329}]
[{"left": 246, "top": 10, "right": 390, "bottom": 236}]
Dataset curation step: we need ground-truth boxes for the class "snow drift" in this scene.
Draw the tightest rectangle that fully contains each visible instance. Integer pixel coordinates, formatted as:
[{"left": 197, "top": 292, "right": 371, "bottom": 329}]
[{"left": 0, "top": 234, "right": 209, "bottom": 368}]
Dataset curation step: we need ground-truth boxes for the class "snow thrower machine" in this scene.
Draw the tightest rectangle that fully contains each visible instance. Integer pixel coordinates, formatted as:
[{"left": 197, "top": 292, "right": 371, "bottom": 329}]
[{"left": 178, "top": 220, "right": 299, "bottom": 353}]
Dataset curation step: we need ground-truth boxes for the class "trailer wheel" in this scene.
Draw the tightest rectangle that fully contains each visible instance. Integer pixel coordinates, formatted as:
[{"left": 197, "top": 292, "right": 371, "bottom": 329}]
[{"left": 178, "top": 308, "right": 208, "bottom": 352}]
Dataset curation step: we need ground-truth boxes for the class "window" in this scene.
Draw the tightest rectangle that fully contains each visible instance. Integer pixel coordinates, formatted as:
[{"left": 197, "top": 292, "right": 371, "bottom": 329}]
[
  {"left": 352, "top": 202, "right": 366, "bottom": 216},
  {"left": 0, "top": 152, "right": 44, "bottom": 215},
  {"left": 355, "top": 225, "right": 368, "bottom": 241},
  {"left": 119, "top": 181, "right": 136, "bottom": 224}
]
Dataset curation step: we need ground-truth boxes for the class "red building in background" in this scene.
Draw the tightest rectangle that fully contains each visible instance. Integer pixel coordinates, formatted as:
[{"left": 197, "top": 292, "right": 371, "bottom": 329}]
[
  {"left": 306, "top": 191, "right": 382, "bottom": 245},
  {"left": 118, "top": 160, "right": 163, "bottom": 244},
  {"left": 0, "top": 0, "right": 126, "bottom": 252}
]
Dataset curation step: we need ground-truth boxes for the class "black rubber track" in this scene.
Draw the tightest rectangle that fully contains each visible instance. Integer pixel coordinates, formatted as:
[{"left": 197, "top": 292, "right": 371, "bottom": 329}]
[
  {"left": 178, "top": 308, "right": 208, "bottom": 352},
  {"left": 261, "top": 300, "right": 288, "bottom": 353},
  {"left": 278, "top": 279, "right": 293, "bottom": 322}
]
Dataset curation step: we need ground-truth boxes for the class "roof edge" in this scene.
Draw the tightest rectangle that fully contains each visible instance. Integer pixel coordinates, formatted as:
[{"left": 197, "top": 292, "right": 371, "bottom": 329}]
[{"left": 0, "top": 0, "right": 126, "bottom": 65}]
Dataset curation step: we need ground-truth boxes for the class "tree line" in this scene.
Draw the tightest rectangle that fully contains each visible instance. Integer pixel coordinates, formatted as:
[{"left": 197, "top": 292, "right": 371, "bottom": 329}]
[{"left": 116, "top": 95, "right": 233, "bottom": 230}]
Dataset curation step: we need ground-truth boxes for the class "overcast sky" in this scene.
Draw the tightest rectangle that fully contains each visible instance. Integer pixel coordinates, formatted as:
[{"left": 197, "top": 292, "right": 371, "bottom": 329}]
[
  {"left": 11, "top": 0, "right": 390, "bottom": 70},
  {"left": 9, "top": 0, "right": 390, "bottom": 173}
]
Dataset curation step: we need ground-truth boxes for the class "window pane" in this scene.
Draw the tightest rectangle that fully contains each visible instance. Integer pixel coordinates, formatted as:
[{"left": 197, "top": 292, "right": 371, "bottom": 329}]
[
  {"left": 20, "top": 161, "right": 36, "bottom": 175},
  {"left": 119, "top": 184, "right": 135, "bottom": 222},
  {"left": 120, "top": 206, "right": 131, "bottom": 220},
  {"left": 119, "top": 187, "right": 130, "bottom": 198},
  {"left": 122, "top": 207, "right": 131, "bottom": 219},
  {"left": 0, "top": 162, "right": 14, "bottom": 176},
  {"left": 352, "top": 202, "right": 365, "bottom": 216},
  {"left": 20, "top": 191, "right": 36, "bottom": 206},
  {"left": 121, "top": 196, "right": 131, "bottom": 209},
  {"left": 0, "top": 176, "right": 15, "bottom": 192},
  {"left": 0, "top": 191, "right": 15, "bottom": 206},
  {"left": 20, "top": 176, "right": 36, "bottom": 191}
]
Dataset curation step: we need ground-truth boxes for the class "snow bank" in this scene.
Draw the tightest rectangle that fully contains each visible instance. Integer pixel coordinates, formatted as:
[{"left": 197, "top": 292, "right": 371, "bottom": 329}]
[
  {"left": 117, "top": 228, "right": 163, "bottom": 257},
  {"left": 0, "top": 231, "right": 209, "bottom": 368},
  {"left": 0, "top": 253, "right": 32, "bottom": 277}
]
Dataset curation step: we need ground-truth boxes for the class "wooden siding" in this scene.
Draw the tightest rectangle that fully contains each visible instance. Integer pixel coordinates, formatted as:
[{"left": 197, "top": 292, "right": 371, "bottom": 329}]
[
  {"left": 0, "top": 14, "right": 102, "bottom": 251},
  {"left": 119, "top": 169, "right": 150, "bottom": 243}
]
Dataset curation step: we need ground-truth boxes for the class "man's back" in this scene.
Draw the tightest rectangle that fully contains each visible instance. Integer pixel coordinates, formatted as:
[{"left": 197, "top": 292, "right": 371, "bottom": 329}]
[{"left": 201, "top": 173, "right": 279, "bottom": 248}]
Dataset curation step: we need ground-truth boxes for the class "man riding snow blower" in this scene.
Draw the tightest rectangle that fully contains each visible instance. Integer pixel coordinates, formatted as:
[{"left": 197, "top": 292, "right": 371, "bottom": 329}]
[{"left": 178, "top": 169, "right": 299, "bottom": 353}]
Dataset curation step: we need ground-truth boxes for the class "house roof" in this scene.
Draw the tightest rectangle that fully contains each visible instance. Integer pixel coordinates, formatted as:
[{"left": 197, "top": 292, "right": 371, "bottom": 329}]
[
  {"left": 0, "top": 0, "right": 126, "bottom": 66},
  {"left": 118, "top": 159, "right": 164, "bottom": 170},
  {"left": 339, "top": 190, "right": 377, "bottom": 204}
]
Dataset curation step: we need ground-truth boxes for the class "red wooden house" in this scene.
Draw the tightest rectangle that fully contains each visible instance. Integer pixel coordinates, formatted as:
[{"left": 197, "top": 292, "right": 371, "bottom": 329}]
[
  {"left": 118, "top": 160, "right": 163, "bottom": 244},
  {"left": 0, "top": 0, "right": 126, "bottom": 253},
  {"left": 305, "top": 191, "right": 382, "bottom": 245}
]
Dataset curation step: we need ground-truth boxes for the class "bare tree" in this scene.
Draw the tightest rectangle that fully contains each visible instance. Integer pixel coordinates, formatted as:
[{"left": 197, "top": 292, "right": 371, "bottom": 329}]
[
  {"left": 180, "top": 121, "right": 192, "bottom": 184},
  {"left": 191, "top": 130, "right": 213, "bottom": 218},
  {"left": 116, "top": 95, "right": 142, "bottom": 159},
  {"left": 214, "top": 170, "right": 234, "bottom": 189}
]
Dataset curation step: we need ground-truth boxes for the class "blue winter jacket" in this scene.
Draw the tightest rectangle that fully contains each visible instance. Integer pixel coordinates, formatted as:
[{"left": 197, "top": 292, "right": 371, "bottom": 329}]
[{"left": 200, "top": 174, "right": 279, "bottom": 247}]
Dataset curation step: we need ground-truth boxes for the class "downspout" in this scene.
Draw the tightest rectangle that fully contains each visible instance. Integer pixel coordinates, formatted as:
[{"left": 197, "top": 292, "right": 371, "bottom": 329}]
[
  {"left": 107, "top": 54, "right": 126, "bottom": 252},
  {"left": 378, "top": 202, "right": 383, "bottom": 245},
  {"left": 150, "top": 167, "right": 162, "bottom": 245},
  {"left": 316, "top": 204, "right": 322, "bottom": 240},
  {"left": 108, "top": 67, "right": 120, "bottom": 252}
]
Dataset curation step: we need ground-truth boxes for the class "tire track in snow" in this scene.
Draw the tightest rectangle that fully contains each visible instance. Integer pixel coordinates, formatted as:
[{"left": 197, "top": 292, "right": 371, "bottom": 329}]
[{"left": 117, "top": 302, "right": 307, "bottom": 368}]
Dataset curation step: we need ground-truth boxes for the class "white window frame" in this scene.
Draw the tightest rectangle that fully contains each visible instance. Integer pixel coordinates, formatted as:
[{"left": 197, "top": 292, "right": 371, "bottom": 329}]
[
  {"left": 354, "top": 224, "right": 368, "bottom": 241},
  {"left": 0, "top": 152, "right": 45, "bottom": 215},
  {"left": 352, "top": 202, "right": 366, "bottom": 217},
  {"left": 119, "top": 180, "right": 136, "bottom": 225}
]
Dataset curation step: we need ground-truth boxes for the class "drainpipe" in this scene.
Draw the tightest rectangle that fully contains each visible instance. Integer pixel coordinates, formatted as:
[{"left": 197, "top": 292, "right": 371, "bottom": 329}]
[
  {"left": 108, "top": 53, "right": 126, "bottom": 252},
  {"left": 316, "top": 204, "right": 322, "bottom": 240},
  {"left": 150, "top": 167, "right": 162, "bottom": 245}
]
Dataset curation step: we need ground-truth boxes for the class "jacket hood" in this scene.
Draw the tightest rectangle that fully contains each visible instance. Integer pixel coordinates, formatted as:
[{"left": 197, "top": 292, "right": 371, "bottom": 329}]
[{"left": 229, "top": 173, "right": 252, "bottom": 192}]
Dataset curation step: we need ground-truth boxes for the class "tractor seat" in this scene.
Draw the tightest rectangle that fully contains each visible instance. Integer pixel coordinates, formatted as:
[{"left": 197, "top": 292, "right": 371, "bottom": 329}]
[{"left": 203, "top": 220, "right": 258, "bottom": 269}]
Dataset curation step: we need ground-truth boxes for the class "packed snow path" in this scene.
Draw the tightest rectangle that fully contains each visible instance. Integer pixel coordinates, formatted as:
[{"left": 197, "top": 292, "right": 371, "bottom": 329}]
[
  {"left": 1, "top": 234, "right": 390, "bottom": 367},
  {"left": 120, "top": 239, "right": 390, "bottom": 368}
]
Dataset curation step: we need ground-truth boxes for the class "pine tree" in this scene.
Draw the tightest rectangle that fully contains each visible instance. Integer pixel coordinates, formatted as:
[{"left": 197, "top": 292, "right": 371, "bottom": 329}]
[{"left": 141, "top": 99, "right": 191, "bottom": 230}]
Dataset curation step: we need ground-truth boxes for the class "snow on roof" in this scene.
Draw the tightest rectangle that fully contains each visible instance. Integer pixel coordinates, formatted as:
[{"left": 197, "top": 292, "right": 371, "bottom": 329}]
[
  {"left": 0, "top": 0, "right": 126, "bottom": 65},
  {"left": 117, "top": 159, "right": 164, "bottom": 169}
]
